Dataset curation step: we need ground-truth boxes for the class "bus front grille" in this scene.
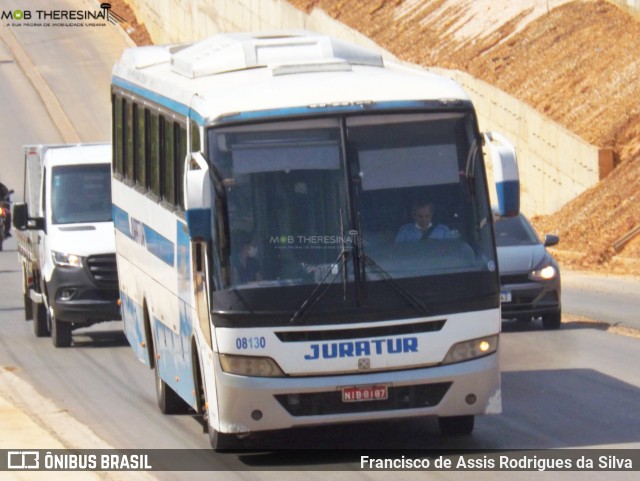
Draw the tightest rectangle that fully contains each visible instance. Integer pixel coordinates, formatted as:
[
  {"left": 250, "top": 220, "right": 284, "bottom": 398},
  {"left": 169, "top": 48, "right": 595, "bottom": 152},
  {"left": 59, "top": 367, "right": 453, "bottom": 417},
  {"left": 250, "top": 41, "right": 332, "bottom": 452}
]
[{"left": 274, "top": 382, "right": 451, "bottom": 417}]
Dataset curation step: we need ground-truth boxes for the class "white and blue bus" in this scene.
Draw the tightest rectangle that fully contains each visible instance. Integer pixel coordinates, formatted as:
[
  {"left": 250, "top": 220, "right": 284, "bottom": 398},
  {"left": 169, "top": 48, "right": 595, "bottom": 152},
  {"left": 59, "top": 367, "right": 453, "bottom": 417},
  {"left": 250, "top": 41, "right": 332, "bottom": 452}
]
[{"left": 111, "top": 31, "right": 519, "bottom": 449}]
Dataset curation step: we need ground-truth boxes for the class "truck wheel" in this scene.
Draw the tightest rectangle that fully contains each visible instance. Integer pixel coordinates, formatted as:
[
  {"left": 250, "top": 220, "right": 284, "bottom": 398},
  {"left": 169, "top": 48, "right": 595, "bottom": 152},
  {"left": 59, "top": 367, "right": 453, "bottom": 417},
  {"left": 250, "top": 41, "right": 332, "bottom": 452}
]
[
  {"left": 22, "top": 268, "right": 33, "bottom": 320},
  {"left": 438, "top": 415, "right": 475, "bottom": 436},
  {"left": 50, "top": 309, "right": 72, "bottom": 348},
  {"left": 24, "top": 292, "right": 33, "bottom": 321},
  {"left": 32, "top": 300, "right": 50, "bottom": 337},
  {"left": 21, "top": 264, "right": 33, "bottom": 321}
]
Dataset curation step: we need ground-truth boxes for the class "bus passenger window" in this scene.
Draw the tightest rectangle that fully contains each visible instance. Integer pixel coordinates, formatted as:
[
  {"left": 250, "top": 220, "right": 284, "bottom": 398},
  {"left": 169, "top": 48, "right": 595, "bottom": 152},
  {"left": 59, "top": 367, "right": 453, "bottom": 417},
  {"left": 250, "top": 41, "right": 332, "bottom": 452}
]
[
  {"left": 113, "top": 96, "right": 124, "bottom": 176},
  {"left": 149, "top": 112, "right": 161, "bottom": 198},
  {"left": 125, "top": 100, "right": 134, "bottom": 181}
]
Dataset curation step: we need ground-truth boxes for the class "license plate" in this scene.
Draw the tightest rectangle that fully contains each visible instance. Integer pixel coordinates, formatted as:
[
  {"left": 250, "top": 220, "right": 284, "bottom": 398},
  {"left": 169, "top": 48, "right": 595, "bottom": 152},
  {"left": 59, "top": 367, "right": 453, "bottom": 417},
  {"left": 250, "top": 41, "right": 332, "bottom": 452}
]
[
  {"left": 500, "top": 291, "right": 512, "bottom": 303},
  {"left": 342, "top": 384, "right": 388, "bottom": 403}
]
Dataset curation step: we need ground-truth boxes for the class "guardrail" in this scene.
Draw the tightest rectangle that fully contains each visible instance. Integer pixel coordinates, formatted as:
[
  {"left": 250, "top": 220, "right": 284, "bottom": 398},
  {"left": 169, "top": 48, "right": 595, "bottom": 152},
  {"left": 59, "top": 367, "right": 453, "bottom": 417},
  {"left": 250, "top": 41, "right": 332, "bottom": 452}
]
[{"left": 613, "top": 225, "right": 640, "bottom": 253}]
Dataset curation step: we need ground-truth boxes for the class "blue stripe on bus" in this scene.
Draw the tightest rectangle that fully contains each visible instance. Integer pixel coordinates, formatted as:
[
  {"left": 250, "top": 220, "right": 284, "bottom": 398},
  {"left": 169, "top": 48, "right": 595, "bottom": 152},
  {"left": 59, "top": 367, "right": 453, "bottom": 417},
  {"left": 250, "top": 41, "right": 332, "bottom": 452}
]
[
  {"left": 113, "top": 204, "right": 131, "bottom": 237},
  {"left": 113, "top": 203, "right": 175, "bottom": 267},
  {"left": 143, "top": 225, "right": 175, "bottom": 266}
]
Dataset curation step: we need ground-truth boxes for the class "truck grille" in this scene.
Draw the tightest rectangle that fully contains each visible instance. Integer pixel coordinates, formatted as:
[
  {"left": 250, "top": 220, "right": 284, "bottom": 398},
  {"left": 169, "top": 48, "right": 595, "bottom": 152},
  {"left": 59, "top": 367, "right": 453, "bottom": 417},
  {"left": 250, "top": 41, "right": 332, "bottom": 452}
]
[
  {"left": 87, "top": 254, "right": 118, "bottom": 286},
  {"left": 274, "top": 382, "right": 451, "bottom": 417}
]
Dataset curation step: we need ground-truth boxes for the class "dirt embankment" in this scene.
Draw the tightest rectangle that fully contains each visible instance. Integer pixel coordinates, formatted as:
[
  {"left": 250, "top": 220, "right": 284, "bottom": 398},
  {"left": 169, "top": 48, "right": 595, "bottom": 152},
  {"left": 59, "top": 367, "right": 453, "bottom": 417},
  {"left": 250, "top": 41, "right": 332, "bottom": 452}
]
[{"left": 288, "top": 0, "right": 640, "bottom": 274}]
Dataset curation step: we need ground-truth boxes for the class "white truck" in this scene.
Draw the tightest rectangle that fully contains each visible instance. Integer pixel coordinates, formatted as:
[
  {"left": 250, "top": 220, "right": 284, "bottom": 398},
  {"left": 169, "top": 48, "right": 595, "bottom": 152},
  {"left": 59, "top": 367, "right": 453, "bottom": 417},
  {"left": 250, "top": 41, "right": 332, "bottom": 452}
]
[{"left": 13, "top": 143, "right": 121, "bottom": 347}]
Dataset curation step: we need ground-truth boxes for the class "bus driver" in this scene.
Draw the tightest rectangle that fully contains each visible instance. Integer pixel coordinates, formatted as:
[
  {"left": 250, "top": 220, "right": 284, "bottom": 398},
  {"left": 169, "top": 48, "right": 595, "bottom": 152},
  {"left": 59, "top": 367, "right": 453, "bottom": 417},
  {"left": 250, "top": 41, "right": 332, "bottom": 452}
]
[{"left": 395, "top": 201, "right": 453, "bottom": 243}]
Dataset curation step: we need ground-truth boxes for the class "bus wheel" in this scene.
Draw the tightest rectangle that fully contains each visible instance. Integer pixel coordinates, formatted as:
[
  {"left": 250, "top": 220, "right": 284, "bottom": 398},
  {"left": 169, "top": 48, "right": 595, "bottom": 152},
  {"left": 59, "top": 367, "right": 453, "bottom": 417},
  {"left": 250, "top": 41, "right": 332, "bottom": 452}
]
[
  {"left": 32, "top": 300, "right": 50, "bottom": 337},
  {"left": 438, "top": 415, "right": 475, "bottom": 436},
  {"left": 208, "top": 424, "right": 241, "bottom": 452},
  {"left": 50, "top": 309, "right": 72, "bottom": 348},
  {"left": 154, "top": 364, "right": 189, "bottom": 414}
]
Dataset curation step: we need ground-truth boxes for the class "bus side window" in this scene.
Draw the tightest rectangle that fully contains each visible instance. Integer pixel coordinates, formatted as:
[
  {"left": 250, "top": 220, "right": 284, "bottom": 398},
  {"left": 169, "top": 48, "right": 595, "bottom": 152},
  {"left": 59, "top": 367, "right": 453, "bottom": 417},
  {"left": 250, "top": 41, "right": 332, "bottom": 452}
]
[
  {"left": 161, "top": 115, "right": 175, "bottom": 205},
  {"left": 113, "top": 95, "right": 124, "bottom": 177},
  {"left": 176, "top": 123, "right": 187, "bottom": 211},
  {"left": 134, "top": 104, "right": 147, "bottom": 189},
  {"left": 149, "top": 111, "right": 161, "bottom": 199},
  {"left": 125, "top": 100, "right": 134, "bottom": 182}
]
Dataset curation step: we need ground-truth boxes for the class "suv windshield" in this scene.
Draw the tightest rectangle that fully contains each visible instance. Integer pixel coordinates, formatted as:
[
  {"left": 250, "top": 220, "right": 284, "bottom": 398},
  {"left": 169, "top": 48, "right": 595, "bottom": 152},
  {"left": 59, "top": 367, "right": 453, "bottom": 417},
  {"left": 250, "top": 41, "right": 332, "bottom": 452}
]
[
  {"left": 51, "top": 164, "right": 112, "bottom": 224},
  {"left": 494, "top": 214, "right": 540, "bottom": 247}
]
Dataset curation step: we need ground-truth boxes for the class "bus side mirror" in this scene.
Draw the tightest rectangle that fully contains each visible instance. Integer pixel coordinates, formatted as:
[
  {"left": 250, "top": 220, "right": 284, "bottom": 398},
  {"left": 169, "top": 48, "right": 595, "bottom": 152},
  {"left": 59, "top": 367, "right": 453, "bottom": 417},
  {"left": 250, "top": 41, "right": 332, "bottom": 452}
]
[
  {"left": 484, "top": 132, "right": 520, "bottom": 217},
  {"left": 184, "top": 152, "right": 212, "bottom": 242}
]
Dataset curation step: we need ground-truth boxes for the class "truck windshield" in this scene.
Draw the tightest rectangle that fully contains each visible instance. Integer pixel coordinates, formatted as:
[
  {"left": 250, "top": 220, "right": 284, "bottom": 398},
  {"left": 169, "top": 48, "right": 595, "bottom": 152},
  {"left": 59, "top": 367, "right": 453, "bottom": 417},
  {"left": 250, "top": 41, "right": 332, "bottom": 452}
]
[
  {"left": 209, "top": 113, "right": 495, "bottom": 288},
  {"left": 51, "top": 164, "right": 113, "bottom": 225}
]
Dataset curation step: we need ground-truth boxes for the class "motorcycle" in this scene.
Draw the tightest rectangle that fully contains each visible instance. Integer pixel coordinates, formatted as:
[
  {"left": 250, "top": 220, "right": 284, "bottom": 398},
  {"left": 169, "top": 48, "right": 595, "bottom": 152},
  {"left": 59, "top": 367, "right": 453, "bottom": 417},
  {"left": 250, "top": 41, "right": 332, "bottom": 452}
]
[{"left": 0, "top": 188, "right": 13, "bottom": 251}]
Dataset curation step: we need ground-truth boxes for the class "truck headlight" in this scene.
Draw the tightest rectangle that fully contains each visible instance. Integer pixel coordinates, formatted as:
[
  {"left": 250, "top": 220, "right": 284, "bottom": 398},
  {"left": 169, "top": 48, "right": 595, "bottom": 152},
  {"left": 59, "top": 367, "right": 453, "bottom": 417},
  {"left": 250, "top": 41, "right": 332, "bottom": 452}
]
[
  {"left": 52, "top": 251, "right": 84, "bottom": 268},
  {"left": 219, "top": 354, "right": 285, "bottom": 377},
  {"left": 442, "top": 335, "right": 499, "bottom": 365},
  {"left": 529, "top": 265, "right": 557, "bottom": 281}
]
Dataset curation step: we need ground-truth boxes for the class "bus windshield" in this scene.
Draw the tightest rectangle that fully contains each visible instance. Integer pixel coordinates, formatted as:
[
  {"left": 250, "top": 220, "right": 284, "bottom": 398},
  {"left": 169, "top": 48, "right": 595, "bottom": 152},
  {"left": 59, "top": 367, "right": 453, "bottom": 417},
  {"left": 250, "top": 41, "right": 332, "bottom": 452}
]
[
  {"left": 51, "top": 164, "right": 113, "bottom": 225},
  {"left": 208, "top": 113, "right": 496, "bottom": 312}
]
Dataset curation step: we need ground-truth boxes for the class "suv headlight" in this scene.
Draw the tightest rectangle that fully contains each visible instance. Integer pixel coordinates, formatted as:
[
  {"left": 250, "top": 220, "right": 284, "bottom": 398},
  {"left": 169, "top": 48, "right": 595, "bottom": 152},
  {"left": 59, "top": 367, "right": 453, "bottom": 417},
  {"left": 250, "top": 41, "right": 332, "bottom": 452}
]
[
  {"left": 219, "top": 354, "right": 285, "bottom": 377},
  {"left": 529, "top": 265, "right": 557, "bottom": 281},
  {"left": 442, "top": 335, "right": 499, "bottom": 365},
  {"left": 52, "top": 251, "right": 84, "bottom": 268}
]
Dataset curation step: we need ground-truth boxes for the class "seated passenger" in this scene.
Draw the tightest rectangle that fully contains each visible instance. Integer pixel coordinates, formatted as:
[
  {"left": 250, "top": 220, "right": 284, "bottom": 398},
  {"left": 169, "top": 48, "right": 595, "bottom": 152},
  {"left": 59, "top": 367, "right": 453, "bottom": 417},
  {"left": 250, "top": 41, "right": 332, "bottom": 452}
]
[{"left": 395, "top": 201, "right": 453, "bottom": 243}]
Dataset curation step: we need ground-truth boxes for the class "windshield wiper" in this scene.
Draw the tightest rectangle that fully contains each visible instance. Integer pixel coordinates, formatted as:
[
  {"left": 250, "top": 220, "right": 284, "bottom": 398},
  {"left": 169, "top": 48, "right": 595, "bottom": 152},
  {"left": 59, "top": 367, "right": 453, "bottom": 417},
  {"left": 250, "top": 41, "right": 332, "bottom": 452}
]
[
  {"left": 289, "top": 209, "right": 352, "bottom": 325},
  {"left": 352, "top": 221, "right": 430, "bottom": 317},
  {"left": 362, "top": 253, "right": 431, "bottom": 317},
  {"left": 288, "top": 249, "right": 349, "bottom": 325}
]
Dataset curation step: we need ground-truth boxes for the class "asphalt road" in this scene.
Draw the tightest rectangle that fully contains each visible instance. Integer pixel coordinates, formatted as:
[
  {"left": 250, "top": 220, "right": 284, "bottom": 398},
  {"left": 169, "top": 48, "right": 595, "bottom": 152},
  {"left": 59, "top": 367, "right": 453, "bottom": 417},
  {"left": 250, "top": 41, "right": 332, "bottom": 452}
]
[
  {"left": 0, "top": 2, "right": 639, "bottom": 479},
  {"left": 562, "top": 270, "right": 640, "bottom": 330},
  {"left": 2, "top": 232, "right": 640, "bottom": 480}
]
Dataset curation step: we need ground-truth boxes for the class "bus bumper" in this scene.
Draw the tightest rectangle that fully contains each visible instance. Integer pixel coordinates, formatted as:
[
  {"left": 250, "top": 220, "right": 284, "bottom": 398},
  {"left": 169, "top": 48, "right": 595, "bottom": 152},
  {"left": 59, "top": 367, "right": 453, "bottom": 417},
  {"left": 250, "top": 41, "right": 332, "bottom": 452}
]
[{"left": 211, "top": 352, "right": 501, "bottom": 434}]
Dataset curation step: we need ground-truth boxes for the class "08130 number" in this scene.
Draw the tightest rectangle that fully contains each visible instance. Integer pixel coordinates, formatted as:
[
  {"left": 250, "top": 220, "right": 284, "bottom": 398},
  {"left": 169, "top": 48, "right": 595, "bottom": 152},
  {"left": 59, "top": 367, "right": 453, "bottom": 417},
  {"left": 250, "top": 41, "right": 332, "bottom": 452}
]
[{"left": 235, "top": 336, "right": 267, "bottom": 350}]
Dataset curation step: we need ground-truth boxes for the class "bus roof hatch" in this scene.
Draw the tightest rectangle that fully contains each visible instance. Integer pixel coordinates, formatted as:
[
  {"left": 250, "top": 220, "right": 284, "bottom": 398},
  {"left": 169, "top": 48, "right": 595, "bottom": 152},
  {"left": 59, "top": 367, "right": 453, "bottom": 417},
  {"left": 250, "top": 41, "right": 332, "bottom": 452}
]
[{"left": 170, "top": 31, "right": 384, "bottom": 78}]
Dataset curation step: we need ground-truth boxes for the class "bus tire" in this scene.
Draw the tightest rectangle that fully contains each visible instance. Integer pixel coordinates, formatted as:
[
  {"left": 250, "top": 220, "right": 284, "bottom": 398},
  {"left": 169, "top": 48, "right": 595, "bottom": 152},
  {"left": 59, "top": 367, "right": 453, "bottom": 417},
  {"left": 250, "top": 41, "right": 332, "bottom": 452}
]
[
  {"left": 208, "top": 426, "right": 241, "bottom": 452},
  {"left": 154, "top": 363, "right": 189, "bottom": 414},
  {"left": 438, "top": 415, "right": 475, "bottom": 436},
  {"left": 50, "top": 309, "right": 72, "bottom": 348},
  {"left": 32, "top": 300, "right": 50, "bottom": 337}
]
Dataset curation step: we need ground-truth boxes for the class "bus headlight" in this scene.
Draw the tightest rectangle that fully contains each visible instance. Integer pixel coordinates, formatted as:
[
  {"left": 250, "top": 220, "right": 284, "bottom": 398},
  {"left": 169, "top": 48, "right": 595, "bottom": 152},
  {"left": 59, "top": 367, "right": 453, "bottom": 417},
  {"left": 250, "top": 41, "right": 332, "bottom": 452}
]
[
  {"left": 52, "top": 251, "right": 84, "bottom": 268},
  {"left": 442, "top": 335, "right": 499, "bottom": 365},
  {"left": 219, "top": 354, "right": 285, "bottom": 377}
]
